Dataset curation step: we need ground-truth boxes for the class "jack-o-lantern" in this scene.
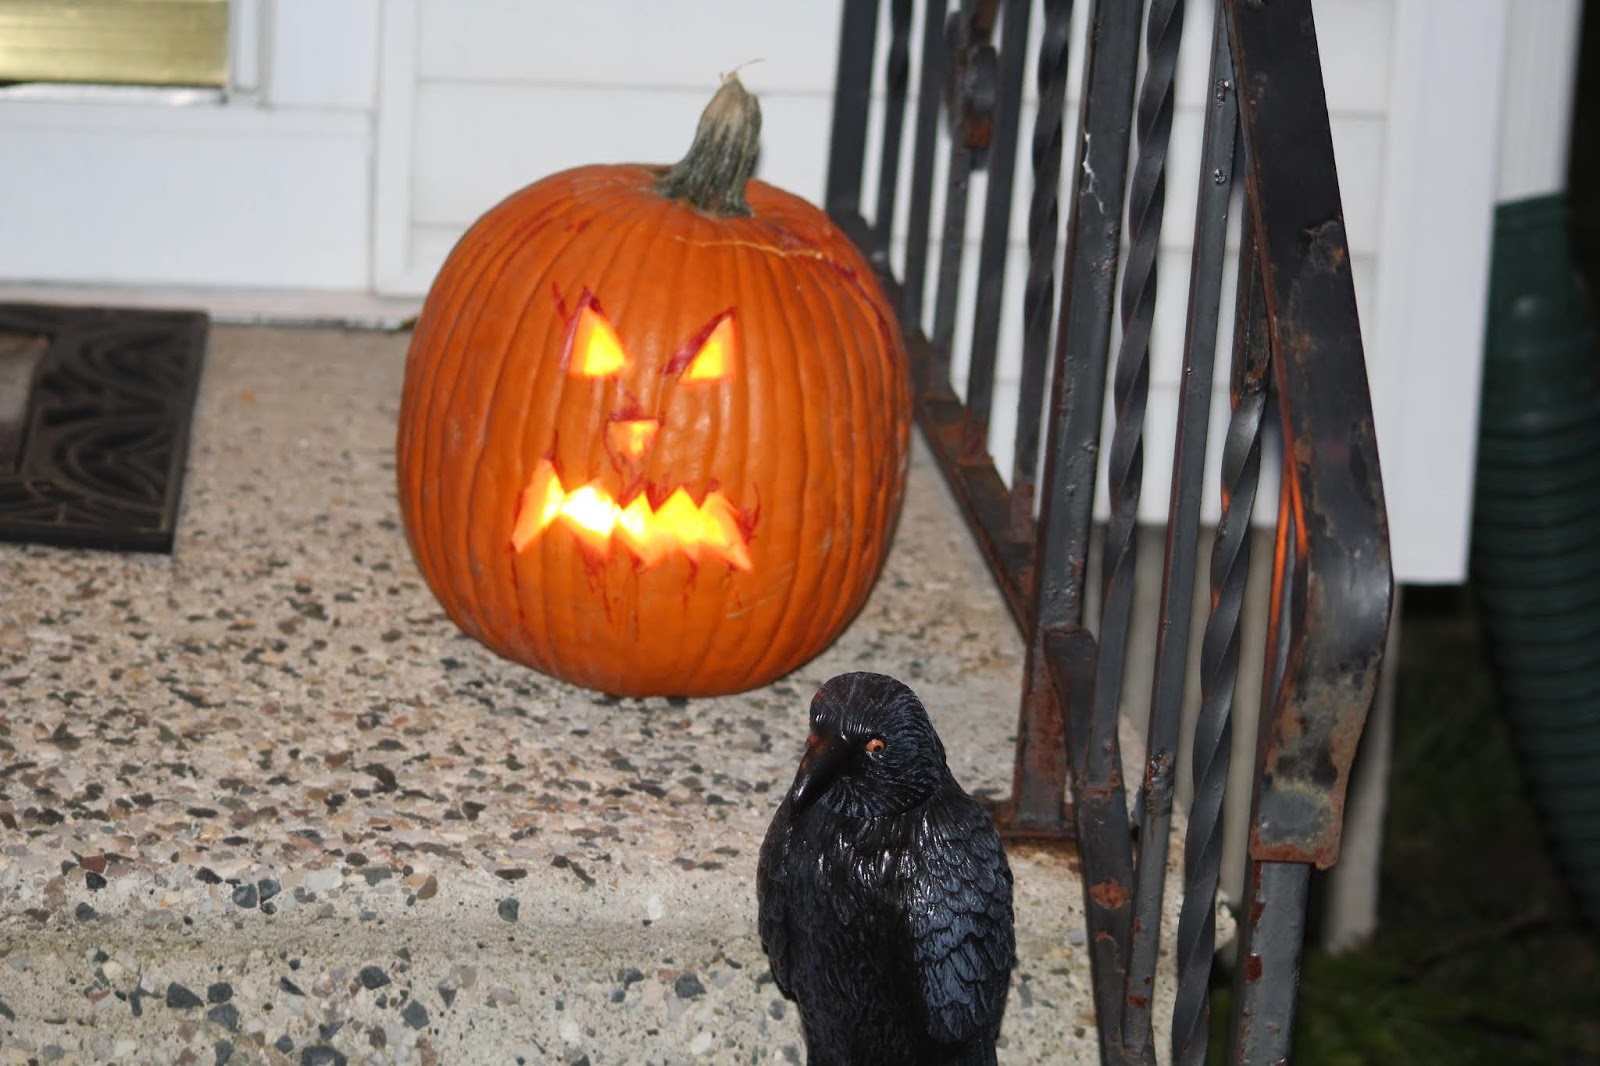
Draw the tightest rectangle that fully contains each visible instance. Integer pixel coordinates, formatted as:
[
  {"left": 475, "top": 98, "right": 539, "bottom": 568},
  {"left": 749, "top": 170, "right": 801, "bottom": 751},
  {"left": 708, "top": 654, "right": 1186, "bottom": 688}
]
[{"left": 396, "top": 74, "right": 912, "bottom": 697}]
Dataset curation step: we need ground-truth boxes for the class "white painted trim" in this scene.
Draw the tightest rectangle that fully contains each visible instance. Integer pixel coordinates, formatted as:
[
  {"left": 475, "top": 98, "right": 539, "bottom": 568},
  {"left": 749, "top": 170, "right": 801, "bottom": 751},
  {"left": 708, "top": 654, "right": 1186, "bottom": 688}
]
[
  {"left": 0, "top": 84, "right": 223, "bottom": 106},
  {"left": 373, "top": 0, "right": 422, "bottom": 295},
  {"left": 228, "top": 0, "right": 266, "bottom": 99},
  {"left": 0, "top": 282, "right": 420, "bottom": 330},
  {"left": 1370, "top": 0, "right": 1509, "bottom": 585},
  {"left": 0, "top": 95, "right": 362, "bottom": 138},
  {"left": 1496, "top": 0, "right": 1582, "bottom": 201}
]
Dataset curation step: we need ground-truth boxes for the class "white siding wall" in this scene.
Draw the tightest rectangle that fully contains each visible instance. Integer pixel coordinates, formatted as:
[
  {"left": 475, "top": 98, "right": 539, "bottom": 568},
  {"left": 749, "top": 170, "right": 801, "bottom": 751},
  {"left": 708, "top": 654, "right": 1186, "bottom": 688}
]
[
  {"left": 377, "top": 0, "right": 1400, "bottom": 554},
  {"left": 0, "top": 0, "right": 1567, "bottom": 583},
  {"left": 377, "top": 1, "right": 846, "bottom": 291}
]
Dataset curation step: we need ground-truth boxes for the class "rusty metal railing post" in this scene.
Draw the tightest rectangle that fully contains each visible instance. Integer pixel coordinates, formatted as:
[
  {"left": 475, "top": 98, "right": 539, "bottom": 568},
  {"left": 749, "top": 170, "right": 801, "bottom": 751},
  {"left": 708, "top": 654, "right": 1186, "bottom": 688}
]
[{"left": 1224, "top": 0, "right": 1395, "bottom": 1059}]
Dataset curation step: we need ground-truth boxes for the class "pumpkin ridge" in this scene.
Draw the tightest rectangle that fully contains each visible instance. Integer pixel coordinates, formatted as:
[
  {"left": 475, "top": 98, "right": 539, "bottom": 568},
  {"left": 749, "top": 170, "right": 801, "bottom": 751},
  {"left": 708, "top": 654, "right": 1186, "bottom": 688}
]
[
  {"left": 737, "top": 239, "right": 829, "bottom": 686},
  {"left": 764, "top": 225, "right": 902, "bottom": 362},
  {"left": 461, "top": 188, "right": 654, "bottom": 659},
  {"left": 403, "top": 209, "right": 523, "bottom": 589},
  {"left": 508, "top": 191, "right": 671, "bottom": 667},
  {"left": 712, "top": 223, "right": 764, "bottom": 689},
  {"left": 830, "top": 254, "right": 907, "bottom": 665},
  {"left": 704, "top": 200, "right": 902, "bottom": 361},
  {"left": 662, "top": 208, "right": 755, "bottom": 685},
  {"left": 443, "top": 186, "right": 641, "bottom": 648},
  {"left": 670, "top": 223, "right": 901, "bottom": 379},
  {"left": 804, "top": 262, "right": 879, "bottom": 668},
  {"left": 692, "top": 210, "right": 772, "bottom": 688},
  {"left": 409, "top": 197, "right": 573, "bottom": 606},
  {"left": 532, "top": 188, "right": 709, "bottom": 674},
  {"left": 782, "top": 235, "right": 910, "bottom": 635},
  {"left": 608, "top": 199, "right": 723, "bottom": 681}
]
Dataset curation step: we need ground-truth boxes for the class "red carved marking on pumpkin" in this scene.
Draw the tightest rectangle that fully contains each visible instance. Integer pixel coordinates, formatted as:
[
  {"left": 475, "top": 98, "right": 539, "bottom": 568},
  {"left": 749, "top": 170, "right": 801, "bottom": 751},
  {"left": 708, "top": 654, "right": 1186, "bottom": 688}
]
[
  {"left": 550, "top": 282, "right": 569, "bottom": 323},
  {"left": 663, "top": 308, "right": 736, "bottom": 375},
  {"left": 642, "top": 479, "right": 672, "bottom": 512},
  {"left": 609, "top": 472, "right": 647, "bottom": 509},
  {"left": 764, "top": 224, "right": 899, "bottom": 358},
  {"left": 542, "top": 435, "right": 567, "bottom": 487},
  {"left": 607, "top": 396, "right": 647, "bottom": 422},
  {"left": 505, "top": 539, "right": 528, "bottom": 628},
  {"left": 636, "top": 480, "right": 691, "bottom": 509},
  {"left": 663, "top": 478, "right": 718, "bottom": 509},
  {"left": 506, "top": 490, "right": 530, "bottom": 628},
  {"left": 558, "top": 288, "right": 610, "bottom": 372},
  {"left": 576, "top": 536, "right": 611, "bottom": 605},
  {"left": 736, "top": 483, "right": 762, "bottom": 545}
]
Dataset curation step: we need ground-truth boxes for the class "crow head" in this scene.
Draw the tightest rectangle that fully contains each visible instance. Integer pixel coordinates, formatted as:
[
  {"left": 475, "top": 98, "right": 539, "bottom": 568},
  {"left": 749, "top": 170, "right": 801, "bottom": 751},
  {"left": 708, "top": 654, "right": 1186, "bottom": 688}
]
[{"left": 786, "top": 672, "right": 952, "bottom": 819}]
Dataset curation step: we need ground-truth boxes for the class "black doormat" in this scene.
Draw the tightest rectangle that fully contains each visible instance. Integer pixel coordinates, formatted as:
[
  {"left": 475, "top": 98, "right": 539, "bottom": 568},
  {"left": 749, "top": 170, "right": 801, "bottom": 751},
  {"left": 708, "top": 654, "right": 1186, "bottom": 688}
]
[{"left": 0, "top": 303, "right": 207, "bottom": 554}]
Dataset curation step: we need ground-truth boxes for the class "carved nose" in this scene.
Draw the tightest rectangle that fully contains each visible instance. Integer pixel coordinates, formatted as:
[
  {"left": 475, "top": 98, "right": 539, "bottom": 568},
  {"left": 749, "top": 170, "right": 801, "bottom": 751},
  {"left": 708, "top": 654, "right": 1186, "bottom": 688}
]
[{"left": 605, "top": 417, "right": 660, "bottom": 464}]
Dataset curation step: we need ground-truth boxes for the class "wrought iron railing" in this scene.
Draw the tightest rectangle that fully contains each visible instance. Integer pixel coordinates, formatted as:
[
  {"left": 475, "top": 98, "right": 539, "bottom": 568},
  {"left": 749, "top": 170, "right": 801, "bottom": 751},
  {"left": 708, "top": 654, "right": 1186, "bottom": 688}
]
[{"left": 824, "top": 1, "right": 1394, "bottom": 1063}]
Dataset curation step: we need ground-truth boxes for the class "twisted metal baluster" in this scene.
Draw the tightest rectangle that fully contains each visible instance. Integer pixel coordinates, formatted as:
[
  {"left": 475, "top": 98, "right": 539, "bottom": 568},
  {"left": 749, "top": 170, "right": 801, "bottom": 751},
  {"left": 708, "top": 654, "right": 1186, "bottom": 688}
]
[
  {"left": 1088, "top": 3, "right": 1184, "bottom": 1054},
  {"left": 874, "top": 0, "right": 915, "bottom": 242},
  {"left": 961, "top": 0, "right": 1031, "bottom": 455},
  {"left": 1173, "top": 212, "right": 1270, "bottom": 1066},
  {"left": 927, "top": 169, "right": 972, "bottom": 394},
  {"left": 1009, "top": 0, "right": 1074, "bottom": 530},
  {"left": 1124, "top": 3, "right": 1239, "bottom": 1053},
  {"left": 926, "top": 1, "right": 989, "bottom": 394},
  {"left": 1099, "top": 0, "right": 1183, "bottom": 664},
  {"left": 903, "top": 0, "right": 951, "bottom": 330}
]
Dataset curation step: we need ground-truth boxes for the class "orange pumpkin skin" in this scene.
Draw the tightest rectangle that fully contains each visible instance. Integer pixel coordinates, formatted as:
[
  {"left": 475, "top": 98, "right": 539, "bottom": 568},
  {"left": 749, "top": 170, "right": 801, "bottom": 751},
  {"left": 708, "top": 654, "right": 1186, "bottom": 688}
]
[{"left": 396, "top": 160, "right": 911, "bottom": 697}]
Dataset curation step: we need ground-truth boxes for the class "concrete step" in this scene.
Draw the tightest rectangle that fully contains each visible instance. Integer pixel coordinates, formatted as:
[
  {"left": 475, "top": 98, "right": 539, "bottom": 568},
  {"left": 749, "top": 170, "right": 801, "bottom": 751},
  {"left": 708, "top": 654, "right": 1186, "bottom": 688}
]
[
  {"left": 0, "top": 327, "right": 1205, "bottom": 1064},
  {"left": 0, "top": 850, "right": 1119, "bottom": 1065}
]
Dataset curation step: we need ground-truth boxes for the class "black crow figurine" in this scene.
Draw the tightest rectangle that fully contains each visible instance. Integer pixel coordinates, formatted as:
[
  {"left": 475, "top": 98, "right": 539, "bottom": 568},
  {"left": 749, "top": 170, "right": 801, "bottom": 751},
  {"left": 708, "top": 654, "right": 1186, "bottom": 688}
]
[{"left": 757, "top": 672, "right": 1015, "bottom": 1065}]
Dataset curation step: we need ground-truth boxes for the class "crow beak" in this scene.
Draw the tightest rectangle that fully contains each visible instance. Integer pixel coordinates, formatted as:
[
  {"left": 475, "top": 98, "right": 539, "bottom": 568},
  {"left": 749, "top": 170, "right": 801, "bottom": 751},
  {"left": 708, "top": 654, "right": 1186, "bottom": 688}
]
[{"left": 788, "top": 732, "right": 851, "bottom": 815}]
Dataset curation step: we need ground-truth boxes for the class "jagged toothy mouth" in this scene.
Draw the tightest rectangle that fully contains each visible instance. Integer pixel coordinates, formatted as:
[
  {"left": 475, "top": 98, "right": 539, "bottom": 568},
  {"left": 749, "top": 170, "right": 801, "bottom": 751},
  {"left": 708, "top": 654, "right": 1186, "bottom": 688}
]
[{"left": 510, "top": 460, "right": 752, "bottom": 570}]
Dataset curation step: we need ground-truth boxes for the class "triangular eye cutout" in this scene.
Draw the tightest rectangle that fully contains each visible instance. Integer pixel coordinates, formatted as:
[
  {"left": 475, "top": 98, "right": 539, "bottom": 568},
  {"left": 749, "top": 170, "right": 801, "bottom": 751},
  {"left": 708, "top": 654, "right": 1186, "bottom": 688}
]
[
  {"left": 567, "top": 297, "right": 629, "bottom": 378},
  {"left": 677, "top": 311, "right": 736, "bottom": 383}
]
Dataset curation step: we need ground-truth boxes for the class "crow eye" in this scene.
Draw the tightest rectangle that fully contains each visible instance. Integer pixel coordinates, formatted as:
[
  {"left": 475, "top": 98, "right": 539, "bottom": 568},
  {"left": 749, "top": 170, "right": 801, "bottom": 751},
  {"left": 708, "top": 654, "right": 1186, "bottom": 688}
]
[{"left": 864, "top": 737, "right": 886, "bottom": 756}]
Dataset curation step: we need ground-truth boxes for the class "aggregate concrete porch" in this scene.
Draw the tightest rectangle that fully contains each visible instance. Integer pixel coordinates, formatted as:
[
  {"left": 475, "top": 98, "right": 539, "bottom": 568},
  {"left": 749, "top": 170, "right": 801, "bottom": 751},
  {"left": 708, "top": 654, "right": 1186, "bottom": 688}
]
[{"left": 0, "top": 326, "right": 1197, "bottom": 1065}]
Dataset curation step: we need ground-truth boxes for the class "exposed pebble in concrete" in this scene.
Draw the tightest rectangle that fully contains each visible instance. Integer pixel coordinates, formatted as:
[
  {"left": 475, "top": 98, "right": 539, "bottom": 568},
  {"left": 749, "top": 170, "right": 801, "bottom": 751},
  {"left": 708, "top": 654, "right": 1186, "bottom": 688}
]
[
  {"left": 165, "top": 983, "right": 204, "bottom": 1010},
  {"left": 400, "top": 999, "right": 430, "bottom": 1030}
]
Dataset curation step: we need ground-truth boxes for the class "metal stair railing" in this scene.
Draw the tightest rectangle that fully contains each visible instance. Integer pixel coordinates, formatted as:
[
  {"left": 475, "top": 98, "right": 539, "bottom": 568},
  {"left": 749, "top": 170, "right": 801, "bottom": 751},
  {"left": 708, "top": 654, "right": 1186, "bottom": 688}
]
[{"left": 823, "top": 1, "right": 1394, "bottom": 1062}]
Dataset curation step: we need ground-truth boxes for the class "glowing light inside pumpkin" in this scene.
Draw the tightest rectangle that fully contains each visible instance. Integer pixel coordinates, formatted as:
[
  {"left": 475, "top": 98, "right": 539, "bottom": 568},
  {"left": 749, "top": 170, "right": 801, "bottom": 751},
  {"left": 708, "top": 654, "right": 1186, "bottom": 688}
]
[
  {"left": 606, "top": 417, "right": 660, "bottom": 462},
  {"left": 571, "top": 303, "right": 629, "bottom": 377},
  {"left": 511, "top": 461, "right": 751, "bottom": 570},
  {"left": 681, "top": 314, "right": 735, "bottom": 382}
]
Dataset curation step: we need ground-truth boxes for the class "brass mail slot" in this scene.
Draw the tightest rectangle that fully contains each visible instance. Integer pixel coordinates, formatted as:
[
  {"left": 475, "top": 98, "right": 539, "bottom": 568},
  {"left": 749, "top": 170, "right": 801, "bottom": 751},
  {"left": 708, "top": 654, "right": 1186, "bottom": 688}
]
[{"left": 0, "top": 0, "right": 228, "bottom": 88}]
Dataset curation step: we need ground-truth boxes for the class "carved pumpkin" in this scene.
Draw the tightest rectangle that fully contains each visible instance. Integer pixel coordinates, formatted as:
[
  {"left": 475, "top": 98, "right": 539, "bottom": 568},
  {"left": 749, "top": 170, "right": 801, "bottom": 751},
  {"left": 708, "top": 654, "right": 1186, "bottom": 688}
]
[{"left": 396, "top": 75, "right": 912, "bottom": 697}]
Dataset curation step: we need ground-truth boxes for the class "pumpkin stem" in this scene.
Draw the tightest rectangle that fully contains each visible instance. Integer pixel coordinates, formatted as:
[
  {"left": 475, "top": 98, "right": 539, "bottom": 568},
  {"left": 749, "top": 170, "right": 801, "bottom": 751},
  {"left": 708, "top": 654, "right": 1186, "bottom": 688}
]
[{"left": 657, "top": 72, "right": 762, "bottom": 217}]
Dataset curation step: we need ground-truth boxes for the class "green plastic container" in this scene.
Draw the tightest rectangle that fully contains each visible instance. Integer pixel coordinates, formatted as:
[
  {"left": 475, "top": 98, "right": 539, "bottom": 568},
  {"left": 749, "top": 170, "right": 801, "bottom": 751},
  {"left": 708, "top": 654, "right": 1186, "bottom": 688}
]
[{"left": 1472, "top": 193, "right": 1600, "bottom": 927}]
